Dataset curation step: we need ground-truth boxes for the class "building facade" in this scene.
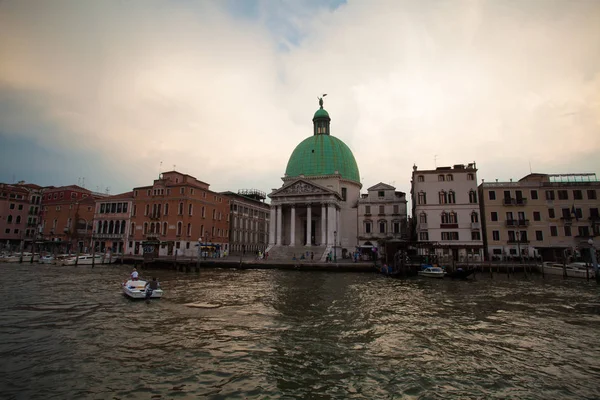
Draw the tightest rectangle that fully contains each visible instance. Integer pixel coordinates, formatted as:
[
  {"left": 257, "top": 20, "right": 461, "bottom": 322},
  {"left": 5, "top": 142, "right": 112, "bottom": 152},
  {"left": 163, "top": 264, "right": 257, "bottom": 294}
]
[
  {"left": 267, "top": 98, "right": 361, "bottom": 261},
  {"left": 129, "top": 171, "right": 230, "bottom": 258},
  {"left": 479, "top": 173, "right": 600, "bottom": 262},
  {"left": 411, "top": 163, "right": 483, "bottom": 262},
  {"left": 221, "top": 190, "right": 270, "bottom": 254},
  {"left": 357, "top": 182, "right": 408, "bottom": 258},
  {"left": 0, "top": 183, "right": 39, "bottom": 250},
  {"left": 93, "top": 192, "right": 133, "bottom": 255},
  {"left": 39, "top": 185, "right": 102, "bottom": 252}
]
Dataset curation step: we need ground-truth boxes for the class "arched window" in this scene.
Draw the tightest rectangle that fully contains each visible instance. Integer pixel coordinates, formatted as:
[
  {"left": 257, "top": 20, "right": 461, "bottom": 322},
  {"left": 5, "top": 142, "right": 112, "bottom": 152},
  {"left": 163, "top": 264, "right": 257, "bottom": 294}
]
[
  {"left": 188, "top": 204, "right": 193, "bottom": 215},
  {"left": 143, "top": 222, "right": 148, "bottom": 234},
  {"left": 418, "top": 191, "right": 427, "bottom": 205},
  {"left": 469, "top": 190, "right": 478, "bottom": 204},
  {"left": 187, "top": 223, "right": 191, "bottom": 236},
  {"left": 379, "top": 220, "right": 387, "bottom": 234},
  {"left": 449, "top": 212, "right": 458, "bottom": 223},
  {"left": 177, "top": 222, "right": 182, "bottom": 236},
  {"left": 130, "top": 222, "right": 135, "bottom": 235},
  {"left": 448, "top": 190, "right": 456, "bottom": 204},
  {"left": 178, "top": 202, "right": 183, "bottom": 215},
  {"left": 150, "top": 222, "right": 154, "bottom": 233},
  {"left": 417, "top": 175, "right": 424, "bottom": 182},
  {"left": 121, "top": 220, "right": 126, "bottom": 234},
  {"left": 441, "top": 212, "right": 449, "bottom": 224},
  {"left": 471, "top": 212, "right": 479, "bottom": 223},
  {"left": 438, "top": 175, "right": 445, "bottom": 181},
  {"left": 439, "top": 191, "right": 447, "bottom": 204},
  {"left": 164, "top": 203, "right": 169, "bottom": 215},
  {"left": 419, "top": 212, "right": 427, "bottom": 223},
  {"left": 103, "top": 220, "right": 108, "bottom": 234},
  {"left": 97, "top": 221, "right": 102, "bottom": 233},
  {"left": 446, "top": 174, "right": 453, "bottom": 181}
]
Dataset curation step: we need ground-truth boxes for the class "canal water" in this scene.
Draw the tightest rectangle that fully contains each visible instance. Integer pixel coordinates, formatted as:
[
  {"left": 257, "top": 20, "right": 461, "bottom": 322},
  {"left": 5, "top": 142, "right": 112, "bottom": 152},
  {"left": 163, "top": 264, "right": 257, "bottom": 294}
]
[{"left": 1, "top": 263, "right": 599, "bottom": 399}]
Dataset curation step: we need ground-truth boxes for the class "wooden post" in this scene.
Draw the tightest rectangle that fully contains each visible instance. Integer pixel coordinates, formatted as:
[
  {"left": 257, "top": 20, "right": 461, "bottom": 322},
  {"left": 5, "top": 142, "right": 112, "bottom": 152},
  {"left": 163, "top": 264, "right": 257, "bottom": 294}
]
[
  {"left": 562, "top": 258, "right": 567, "bottom": 279},
  {"left": 541, "top": 260, "right": 545, "bottom": 278},
  {"left": 91, "top": 241, "right": 96, "bottom": 268},
  {"left": 489, "top": 262, "right": 493, "bottom": 279},
  {"left": 30, "top": 240, "right": 35, "bottom": 264},
  {"left": 19, "top": 239, "right": 24, "bottom": 263}
]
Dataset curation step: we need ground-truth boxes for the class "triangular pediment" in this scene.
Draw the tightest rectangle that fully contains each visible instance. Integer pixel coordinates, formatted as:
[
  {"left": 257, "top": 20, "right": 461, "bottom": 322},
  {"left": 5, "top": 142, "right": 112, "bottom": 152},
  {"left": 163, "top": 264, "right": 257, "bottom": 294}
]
[
  {"left": 269, "top": 179, "right": 337, "bottom": 198},
  {"left": 367, "top": 182, "right": 396, "bottom": 191}
]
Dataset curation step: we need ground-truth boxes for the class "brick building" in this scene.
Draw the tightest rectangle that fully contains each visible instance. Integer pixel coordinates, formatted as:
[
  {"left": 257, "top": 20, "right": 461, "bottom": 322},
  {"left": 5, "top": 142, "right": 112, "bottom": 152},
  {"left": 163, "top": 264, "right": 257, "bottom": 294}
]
[
  {"left": 40, "top": 185, "right": 106, "bottom": 252},
  {"left": 0, "top": 182, "right": 41, "bottom": 251},
  {"left": 129, "top": 171, "right": 230, "bottom": 258}
]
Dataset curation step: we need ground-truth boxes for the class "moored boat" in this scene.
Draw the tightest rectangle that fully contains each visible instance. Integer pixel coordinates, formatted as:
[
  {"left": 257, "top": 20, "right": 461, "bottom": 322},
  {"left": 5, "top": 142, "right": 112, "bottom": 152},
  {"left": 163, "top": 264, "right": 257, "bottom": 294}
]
[
  {"left": 122, "top": 279, "right": 163, "bottom": 299},
  {"left": 445, "top": 268, "right": 475, "bottom": 279},
  {"left": 62, "top": 254, "right": 105, "bottom": 266},
  {"left": 418, "top": 265, "right": 446, "bottom": 278},
  {"left": 540, "top": 262, "right": 596, "bottom": 279},
  {"left": 38, "top": 255, "right": 55, "bottom": 264}
]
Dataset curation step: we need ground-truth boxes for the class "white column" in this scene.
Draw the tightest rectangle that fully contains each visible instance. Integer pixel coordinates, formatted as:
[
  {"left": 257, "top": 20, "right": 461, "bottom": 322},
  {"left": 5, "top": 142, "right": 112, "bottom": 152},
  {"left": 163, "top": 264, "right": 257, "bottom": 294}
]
[
  {"left": 306, "top": 204, "right": 312, "bottom": 246},
  {"left": 289, "top": 206, "right": 296, "bottom": 246},
  {"left": 268, "top": 205, "right": 276, "bottom": 246},
  {"left": 276, "top": 205, "right": 283, "bottom": 246},
  {"left": 327, "top": 203, "right": 336, "bottom": 245},
  {"left": 321, "top": 203, "right": 326, "bottom": 246}
]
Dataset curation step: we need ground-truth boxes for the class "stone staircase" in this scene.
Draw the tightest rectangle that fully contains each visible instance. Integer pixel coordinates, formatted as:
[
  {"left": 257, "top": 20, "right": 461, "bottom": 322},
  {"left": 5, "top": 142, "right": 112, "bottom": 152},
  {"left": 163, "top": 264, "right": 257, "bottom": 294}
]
[{"left": 266, "top": 245, "right": 327, "bottom": 262}]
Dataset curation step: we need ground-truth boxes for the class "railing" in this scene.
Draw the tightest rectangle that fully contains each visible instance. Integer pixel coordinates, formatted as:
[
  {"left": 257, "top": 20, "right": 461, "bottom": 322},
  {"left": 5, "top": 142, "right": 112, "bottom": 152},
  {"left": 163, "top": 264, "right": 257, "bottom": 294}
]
[
  {"left": 508, "top": 239, "right": 530, "bottom": 244},
  {"left": 560, "top": 217, "right": 573, "bottom": 224},
  {"left": 505, "top": 219, "right": 529, "bottom": 227},
  {"left": 27, "top": 222, "right": 37, "bottom": 227},
  {"left": 149, "top": 213, "right": 161, "bottom": 220},
  {"left": 503, "top": 198, "right": 527, "bottom": 206},
  {"left": 440, "top": 223, "right": 458, "bottom": 229},
  {"left": 94, "top": 233, "right": 124, "bottom": 239},
  {"left": 471, "top": 222, "right": 481, "bottom": 230}
]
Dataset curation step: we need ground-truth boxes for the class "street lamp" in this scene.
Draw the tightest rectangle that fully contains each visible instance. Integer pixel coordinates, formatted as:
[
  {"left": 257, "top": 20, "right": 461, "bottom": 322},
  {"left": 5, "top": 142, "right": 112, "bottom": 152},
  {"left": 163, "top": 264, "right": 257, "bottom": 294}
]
[
  {"left": 333, "top": 230, "right": 337, "bottom": 262},
  {"left": 515, "top": 231, "right": 522, "bottom": 264}
]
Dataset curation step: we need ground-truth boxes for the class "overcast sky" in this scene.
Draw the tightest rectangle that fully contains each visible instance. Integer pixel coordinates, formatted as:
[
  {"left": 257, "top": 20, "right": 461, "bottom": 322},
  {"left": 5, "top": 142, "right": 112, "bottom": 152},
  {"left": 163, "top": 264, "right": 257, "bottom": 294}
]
[{"left": 1, "top": 0, "right": 599, "bottom": 199}]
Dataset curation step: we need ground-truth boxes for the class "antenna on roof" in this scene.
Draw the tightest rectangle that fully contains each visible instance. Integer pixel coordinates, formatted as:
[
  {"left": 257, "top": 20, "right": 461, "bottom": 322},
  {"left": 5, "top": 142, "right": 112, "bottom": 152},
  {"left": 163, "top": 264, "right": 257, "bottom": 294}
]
[
  {"left": 159, "top": 161, "right": 163, "bottom": 177},
  {"left": 529, "top": 161, "right": 532, "bottom": 174},
  {"left": 105, "top": 187, "right": 110, "bottom": 195},
  {"left": 434, "top": 155, "right": 438, "bottom": 168}
]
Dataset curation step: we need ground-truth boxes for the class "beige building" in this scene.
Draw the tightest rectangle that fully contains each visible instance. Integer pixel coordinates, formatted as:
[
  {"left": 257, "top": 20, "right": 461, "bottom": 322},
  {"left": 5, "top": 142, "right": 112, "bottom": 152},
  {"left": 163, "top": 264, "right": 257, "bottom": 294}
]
[
  {"left": 357, "top": 183, "right": 408, "bottom": 258},
  {"left": 221, "top": 189, "right": 270, "bottom": 254},
  {"left": 411, "top": 163, "right": 483, "bottom": 262},
  {"left": 478, "top": 173, "right": 600, "bottom": 261}
]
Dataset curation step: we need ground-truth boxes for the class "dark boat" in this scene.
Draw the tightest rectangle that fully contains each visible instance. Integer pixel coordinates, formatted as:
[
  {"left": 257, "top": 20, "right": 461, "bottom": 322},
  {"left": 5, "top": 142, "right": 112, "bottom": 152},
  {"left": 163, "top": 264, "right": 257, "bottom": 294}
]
[{"left": 445, "top": 268, "right": 474, "bottom": 279}]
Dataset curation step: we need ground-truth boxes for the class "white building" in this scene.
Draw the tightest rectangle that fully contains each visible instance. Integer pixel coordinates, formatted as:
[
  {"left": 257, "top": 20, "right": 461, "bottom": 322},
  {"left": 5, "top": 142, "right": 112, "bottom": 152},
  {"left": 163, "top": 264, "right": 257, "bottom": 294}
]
[
  {"left": 411, "top": 163, "right": 483, "bottom": 262},
  {"left": 357, "top": 183, "right": 408, "bottom": 258}
]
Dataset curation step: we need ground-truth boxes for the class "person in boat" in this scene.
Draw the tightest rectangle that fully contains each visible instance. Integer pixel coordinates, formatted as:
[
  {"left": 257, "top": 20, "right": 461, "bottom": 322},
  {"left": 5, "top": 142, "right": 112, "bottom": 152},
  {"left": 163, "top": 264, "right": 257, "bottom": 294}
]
[
  {"left": 131, "top": 267, "right": 139, "bottom": 281},
  {"left": 144, "top": 277, "right": 159, "bottom": 298}
]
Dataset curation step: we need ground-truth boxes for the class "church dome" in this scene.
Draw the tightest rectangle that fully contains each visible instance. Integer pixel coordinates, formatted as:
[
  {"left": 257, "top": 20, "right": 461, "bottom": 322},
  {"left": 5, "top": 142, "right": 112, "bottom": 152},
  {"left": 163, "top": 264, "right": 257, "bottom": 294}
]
[{"left": 285, "top": 134, "right": 360, "bottom": 183}]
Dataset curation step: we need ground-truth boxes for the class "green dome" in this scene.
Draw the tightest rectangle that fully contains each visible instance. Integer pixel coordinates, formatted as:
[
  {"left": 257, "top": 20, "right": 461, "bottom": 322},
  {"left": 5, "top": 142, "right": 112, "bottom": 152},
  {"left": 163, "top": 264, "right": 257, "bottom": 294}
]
[
  {"left": 285, "top": 135, "right": 360, "bottom": 183},
  {"left": 313, "top": 108, "right": 330, "bottom": 119}
]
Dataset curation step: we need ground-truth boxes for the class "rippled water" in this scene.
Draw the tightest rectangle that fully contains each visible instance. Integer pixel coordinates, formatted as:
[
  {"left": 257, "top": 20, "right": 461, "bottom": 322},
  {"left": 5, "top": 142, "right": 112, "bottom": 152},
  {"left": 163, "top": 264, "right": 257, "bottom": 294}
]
[{"left": 1, "top": 262, "right": 600, "bottom": 399}]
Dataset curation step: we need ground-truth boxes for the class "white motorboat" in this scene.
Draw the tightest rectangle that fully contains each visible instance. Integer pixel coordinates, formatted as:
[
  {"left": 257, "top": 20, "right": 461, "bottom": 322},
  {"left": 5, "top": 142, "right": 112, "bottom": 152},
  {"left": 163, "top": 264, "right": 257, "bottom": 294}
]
[
  {"left": 541, "top": 262, "right": 596, "bottom": 279},
  {"left": 1, "top": 253, "right": 38, "bottom": 263},
  {"left": 418, "top": 266, "right": 446, "bottom": 278},
  {"left": 62, "top": 254, "right": 105, "bottom": 266},
  {"left": 39, "top": 255, "right": 55, "bottom": 264},
  {"left": 122, "top": 280, "right": 163, "bottom": 299}
]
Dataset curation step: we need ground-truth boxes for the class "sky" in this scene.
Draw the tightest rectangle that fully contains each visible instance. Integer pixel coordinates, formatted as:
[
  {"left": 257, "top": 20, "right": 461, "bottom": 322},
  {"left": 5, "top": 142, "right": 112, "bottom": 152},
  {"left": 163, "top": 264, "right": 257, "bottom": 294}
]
[{"left": 1, "top": 0, "right": 599, "bottom": 200}]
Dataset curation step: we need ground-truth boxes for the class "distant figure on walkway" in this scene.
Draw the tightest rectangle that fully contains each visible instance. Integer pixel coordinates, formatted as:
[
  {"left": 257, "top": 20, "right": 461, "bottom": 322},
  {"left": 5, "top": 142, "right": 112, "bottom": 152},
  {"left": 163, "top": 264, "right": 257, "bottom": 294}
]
[{"left": 131, "top": 267, "right": 139, "bottom": 281}]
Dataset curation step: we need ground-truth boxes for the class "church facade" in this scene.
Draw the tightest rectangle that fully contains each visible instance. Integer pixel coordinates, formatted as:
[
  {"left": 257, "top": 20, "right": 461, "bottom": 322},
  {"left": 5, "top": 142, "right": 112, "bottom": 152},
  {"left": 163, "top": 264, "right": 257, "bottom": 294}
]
[{"left": 267, "top": 98, "right": 361, "bottom": 261}]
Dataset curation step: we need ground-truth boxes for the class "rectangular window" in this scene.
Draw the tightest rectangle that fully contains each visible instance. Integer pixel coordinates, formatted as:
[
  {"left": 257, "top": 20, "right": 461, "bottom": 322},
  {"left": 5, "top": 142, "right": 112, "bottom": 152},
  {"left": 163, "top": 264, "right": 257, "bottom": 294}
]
[
  {"left": 578, "top": 226, "right": 590, "bottom": 237},
  {"left": 546, "top": 190, "right": 555, "bottom": 200},
  {"left": 573, "top": 190, "right": 582, "bottom": 200},
  {"left": 180, "top": 187, "right": 185, "bottom": 194},
  {"left": 188, "top": 204, "right": 193, "bottom": 215},
  {"left": 557, "top": 190, "right": 568, "bottom": 200},
  {"left": 533, "top": 211, "right": 541, "bottom": 221},
  {"left": 341, "top": 188, "right": 347, "bottom": 201},
  {"left": 488, "top": 191, "right": 496, "bottom": 200},
  {"left": 564, "top": 226, "right": 571, "bottom": 236},
  {"left": 418, "top": 192, "right": 427, "bottom": 205},
  {"left": 587, "top": 190, "right": 597, "bottom": 200},
  {"left": 378, "top": 191, "right": 384, "bottom": 197},
  {"left": 441, "top": 232, "right": 459, "bottom": 240},
  {"left": 548, "top": 208, "right": 555, "bottom": 218},
  {"left": 471, "top": 231, "right": 481, "bottom": 240},
  {"left": 379, "top": 205, "right": 385, "bottom": 214},
  {"left": 393, "top": 205, "right": 399, "bottom": 214},
  {"left": 530, "top": 190, "right": 538, "bottom": 200},
  {"left": 550, "top": 226, "right": 558, "bottom": 236},
  {"left": 491, "top": 212, "right": 498, "bottom": 222},
  {"left": 379, "top": 222, "right": 385, "bottom": 233},
  {"left": 365, "top": 222, "right": 371, "bottom": 233},
  {"left": 417, "top": 175, "right": 424, "bottom": 182},
  {"left": 132, "top": 205, "right": 137, "bottom": 216},
  {"left": 393, "top": 222, "right": 400, "bottom": 234},
  {"left": 536, "top": 230, "right": 543, "bottom": 241},
  {"left": 419, "top": 232, "right": 429, "bottom": 241},
  {"left": 492, "top": 231, "right": 500, "bottom": 241}
]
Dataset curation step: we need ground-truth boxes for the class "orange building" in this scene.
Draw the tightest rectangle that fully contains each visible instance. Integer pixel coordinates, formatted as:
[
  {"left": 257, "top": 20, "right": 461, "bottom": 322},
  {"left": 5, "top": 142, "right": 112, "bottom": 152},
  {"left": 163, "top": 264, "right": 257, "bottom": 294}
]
[
  {"left": 129, "top": 171, "right": 230, "bottom": 258},
  {"left": 40, "top": 185, "right": 106, "bottom": 252}
]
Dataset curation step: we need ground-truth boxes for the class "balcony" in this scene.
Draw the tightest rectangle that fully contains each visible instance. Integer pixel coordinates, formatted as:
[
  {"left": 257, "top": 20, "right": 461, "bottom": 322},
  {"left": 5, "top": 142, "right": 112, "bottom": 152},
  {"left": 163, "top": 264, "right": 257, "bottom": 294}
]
[
  {"left": 419, "top": 222, "right": 428, "bottom": 230},
  {"left": 505, "top": 219, "right": 529, "bottom": 227},
  {"left": 503, "top": 198, "right": 527, "bottom": 206},
  {"left": 560, "top": 217, "right": 573, "bottom": 225},
  {"left": 94, "top": 233, "right": 124, "bottom": 239},
  {"left": 471, "top": 222, "right": 481, "bottom": 230},
  {"left": 440, "top": 223, "right": 458, "bottom": 229},
  {"left": 148, "top": 213, "right": 161, "bottom": 221},
  {"left": 27, "top": 222, "right": 38, "bottom": 227},
  {"left": 508, "top": 238, "right": 530, "bottom": 244}
]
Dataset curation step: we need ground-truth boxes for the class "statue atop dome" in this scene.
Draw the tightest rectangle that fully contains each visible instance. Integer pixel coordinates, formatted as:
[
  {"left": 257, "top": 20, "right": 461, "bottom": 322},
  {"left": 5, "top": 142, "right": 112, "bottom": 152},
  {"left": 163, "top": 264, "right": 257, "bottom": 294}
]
[{"left": 318, "top": 93, "right": 327, "bottom": 109}]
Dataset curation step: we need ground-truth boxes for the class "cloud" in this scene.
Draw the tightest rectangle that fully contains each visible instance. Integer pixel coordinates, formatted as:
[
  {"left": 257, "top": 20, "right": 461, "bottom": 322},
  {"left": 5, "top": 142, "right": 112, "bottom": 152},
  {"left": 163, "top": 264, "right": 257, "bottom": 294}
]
[{"left": 0, "top": 0, "right": 599, "bottom": 199}]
